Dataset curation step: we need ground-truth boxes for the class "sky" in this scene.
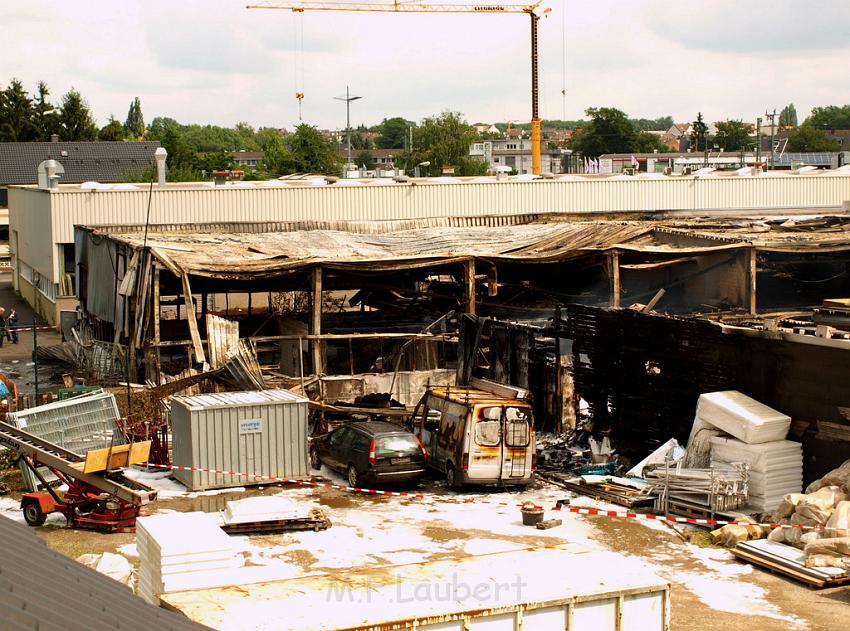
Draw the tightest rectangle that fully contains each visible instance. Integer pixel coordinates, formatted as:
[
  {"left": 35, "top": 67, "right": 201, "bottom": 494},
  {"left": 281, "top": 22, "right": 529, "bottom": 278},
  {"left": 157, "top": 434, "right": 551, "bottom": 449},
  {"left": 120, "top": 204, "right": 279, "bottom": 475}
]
[{"left": 2, "top": 0, "right": 849, "bottom": 131}]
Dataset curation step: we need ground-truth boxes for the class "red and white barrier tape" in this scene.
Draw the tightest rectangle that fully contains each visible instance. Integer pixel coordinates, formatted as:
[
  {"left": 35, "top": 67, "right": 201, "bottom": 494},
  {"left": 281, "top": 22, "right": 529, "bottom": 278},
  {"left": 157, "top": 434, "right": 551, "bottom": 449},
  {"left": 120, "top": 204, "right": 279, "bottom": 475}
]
[
  {"left": 5, "top": 325, "right": 53, "bottom": 333},
  {"left": 140, "top": 461, "right": 835, "bottom": 532}
]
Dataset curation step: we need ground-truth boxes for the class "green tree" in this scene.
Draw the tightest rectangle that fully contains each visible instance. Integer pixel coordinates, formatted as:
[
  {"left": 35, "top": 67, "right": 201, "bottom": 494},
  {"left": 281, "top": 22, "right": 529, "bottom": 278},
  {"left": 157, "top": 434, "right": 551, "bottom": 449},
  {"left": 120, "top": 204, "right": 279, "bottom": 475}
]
[
  {"left": 635, "top": 131, "right": 668, "bottom": 153},
  {"left": 32, "top": 81, "right": 58, "bottom": 140},
  {"left": 160, "top": 127, "right": 201, "bottom": 181},
  {"left": 803, "top": 105, "right": 850, "bottom": 130},
  {"left": 261, "top": 133, "right": 288, "bottom": 174},
  {"left": 282, "top": 124, "right": 341, "bottom": 174},
  {"left": 197, "top": 150, "right": 235, "bottom": 173},
  {"left": 99, "top": 115, "right": 126, "bottom": 141},
  {"left": 787, "top": 127, "right": 841, "bottom": 152},
  {"left": 0, "top": 79, "right": 36, "bottom": 141},
  {"left": 351, "top": 132, "right": 373, "bottom": 150},
  {"left": 376, "top": 117, "right": 413, "bottom": 149},
  {"left": 690, "top": 112, "right": 708, "bottom": 152},
  {"left": 355, "top": 150, "right": 375, "bottom": 170},
  {"left": 630, "top": 116, "right": 674, "bottom": 132},
  {"left": 57, "top": 89, "right": 97, "bottom": 141},
  {"left": 713, "top": 119, "right": 754, "bottom": 152},
  {"left": 255, "top": 126, "right": 282, "bottom": 151},
  {"left": 569, "top": 107, "right": 638, "bottom": 158},
  {"left": 124, "top": 97, "right": 145, "bottom": 139},
  {"left": 147, "top": 116, "right": 182, "bottom": 140},
  {"left": 779, "top": 103, "right": 798, "bottom": 128},
  {"left": 411, "top": 111, "right": 478, "bottom": 175}
]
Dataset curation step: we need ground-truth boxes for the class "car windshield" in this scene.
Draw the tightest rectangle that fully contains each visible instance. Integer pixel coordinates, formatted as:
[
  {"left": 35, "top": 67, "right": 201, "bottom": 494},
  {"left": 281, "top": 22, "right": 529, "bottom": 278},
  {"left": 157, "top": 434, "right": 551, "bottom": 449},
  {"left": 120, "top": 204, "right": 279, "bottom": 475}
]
[{"left": 376, "top": 434, "right": 420, "bottom": 457}]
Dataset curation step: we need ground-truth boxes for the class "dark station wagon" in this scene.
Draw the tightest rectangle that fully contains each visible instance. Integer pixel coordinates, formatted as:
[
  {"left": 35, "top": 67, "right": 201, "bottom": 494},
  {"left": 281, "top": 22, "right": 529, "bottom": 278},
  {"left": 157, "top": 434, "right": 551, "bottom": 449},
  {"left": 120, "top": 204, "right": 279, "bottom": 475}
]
[{"left": 309, "top": 421, "right": 428, "bottom": 488}]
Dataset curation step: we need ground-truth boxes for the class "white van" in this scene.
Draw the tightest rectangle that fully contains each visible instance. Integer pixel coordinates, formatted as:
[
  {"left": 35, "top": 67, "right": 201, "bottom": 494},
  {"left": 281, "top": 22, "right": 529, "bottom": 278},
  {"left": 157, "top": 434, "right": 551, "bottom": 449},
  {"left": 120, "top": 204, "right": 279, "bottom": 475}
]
[{"left": 410, "top": 380, "right": 535, "bottom": 489}]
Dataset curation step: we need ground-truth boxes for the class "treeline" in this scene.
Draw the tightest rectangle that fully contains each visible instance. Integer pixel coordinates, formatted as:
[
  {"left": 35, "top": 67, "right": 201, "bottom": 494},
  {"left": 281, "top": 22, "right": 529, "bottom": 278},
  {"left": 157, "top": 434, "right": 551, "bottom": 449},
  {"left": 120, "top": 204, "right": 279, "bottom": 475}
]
[{"left": 0, "top": 79, "right": 102, "bottom": 142}]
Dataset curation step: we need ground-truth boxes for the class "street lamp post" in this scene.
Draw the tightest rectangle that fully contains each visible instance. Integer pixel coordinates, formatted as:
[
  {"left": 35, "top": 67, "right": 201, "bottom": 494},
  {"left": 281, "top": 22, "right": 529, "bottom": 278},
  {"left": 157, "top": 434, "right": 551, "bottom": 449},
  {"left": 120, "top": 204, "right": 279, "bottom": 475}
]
[{"left": 334, "top": 86, "right": 362, "bottom": 175}]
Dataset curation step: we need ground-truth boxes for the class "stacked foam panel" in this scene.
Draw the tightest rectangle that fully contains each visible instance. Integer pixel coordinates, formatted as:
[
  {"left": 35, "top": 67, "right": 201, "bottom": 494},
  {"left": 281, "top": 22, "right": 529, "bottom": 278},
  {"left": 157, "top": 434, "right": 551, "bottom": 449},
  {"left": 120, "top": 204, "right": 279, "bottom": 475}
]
[
  {"left": 710, "top": 436, "right": 803, "bottom": 513},
  {"left": 696, "top": 391, "right": 791, "bottom": 444},
  {"left": 136, "top": 512, "right": 240, "bottom": 605}
]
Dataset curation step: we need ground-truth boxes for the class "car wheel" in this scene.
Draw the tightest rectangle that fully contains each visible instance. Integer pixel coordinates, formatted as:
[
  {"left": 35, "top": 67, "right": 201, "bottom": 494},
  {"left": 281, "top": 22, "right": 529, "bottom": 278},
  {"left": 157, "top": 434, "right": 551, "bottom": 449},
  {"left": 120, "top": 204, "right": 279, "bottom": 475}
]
[
  {"left": 446, "top": 464, "right": 461, "bottom": 490},
  {"left": 309, "top": 448, "right": 321, "bottom": 470},
  {"left": 23, "top": 500, "right": 47, "bottom": 527},
  {"left": 347, "top": 465, "right": 359, "bottom": 488}
]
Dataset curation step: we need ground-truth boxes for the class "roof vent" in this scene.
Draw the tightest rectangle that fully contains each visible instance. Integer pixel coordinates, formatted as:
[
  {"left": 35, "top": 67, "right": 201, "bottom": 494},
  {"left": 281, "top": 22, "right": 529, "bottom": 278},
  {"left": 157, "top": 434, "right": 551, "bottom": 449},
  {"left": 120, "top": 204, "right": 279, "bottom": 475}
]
[
  {"left": 154, "top": 147, "right": 168, "bottom": 187},
  {"left": 37, "top": 159, "right": 64, "bottom": 190}
]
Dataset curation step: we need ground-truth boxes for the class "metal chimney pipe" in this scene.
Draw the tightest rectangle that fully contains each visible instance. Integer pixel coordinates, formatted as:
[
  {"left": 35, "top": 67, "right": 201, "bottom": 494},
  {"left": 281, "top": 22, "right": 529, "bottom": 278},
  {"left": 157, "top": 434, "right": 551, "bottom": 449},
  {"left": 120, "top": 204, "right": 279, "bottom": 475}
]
[{"left": 154, "top": 147, "right": 167, "bottom": 187}]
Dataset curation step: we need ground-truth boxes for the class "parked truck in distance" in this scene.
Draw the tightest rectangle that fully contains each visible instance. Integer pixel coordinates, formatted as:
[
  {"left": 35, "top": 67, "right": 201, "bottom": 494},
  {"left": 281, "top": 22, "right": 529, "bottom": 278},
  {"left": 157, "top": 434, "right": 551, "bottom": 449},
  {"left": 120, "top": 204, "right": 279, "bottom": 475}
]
[{"left": 410, "top": 378, "right": 535, "bottom": 489}]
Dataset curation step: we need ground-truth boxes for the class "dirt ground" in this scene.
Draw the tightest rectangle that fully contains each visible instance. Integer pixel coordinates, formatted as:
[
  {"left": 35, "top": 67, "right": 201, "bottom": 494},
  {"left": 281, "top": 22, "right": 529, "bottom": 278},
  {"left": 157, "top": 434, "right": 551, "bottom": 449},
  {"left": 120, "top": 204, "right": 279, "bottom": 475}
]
[{"left": 3, "top": 472, "right": 844, "bottom": 631}]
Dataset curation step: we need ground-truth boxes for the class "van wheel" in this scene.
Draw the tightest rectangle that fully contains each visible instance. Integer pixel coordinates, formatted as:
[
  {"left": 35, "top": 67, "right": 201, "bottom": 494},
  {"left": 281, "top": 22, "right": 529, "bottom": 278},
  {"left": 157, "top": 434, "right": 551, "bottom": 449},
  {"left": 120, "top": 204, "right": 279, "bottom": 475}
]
[
  {"left": 446, "top": 465, "right": 461, "bottom": 490},
  {"left": 347, "top": 465, "right": 359, "bottom": 488},
  {"left": 309, "top": 448, "right": 321, "bottom": 470}
]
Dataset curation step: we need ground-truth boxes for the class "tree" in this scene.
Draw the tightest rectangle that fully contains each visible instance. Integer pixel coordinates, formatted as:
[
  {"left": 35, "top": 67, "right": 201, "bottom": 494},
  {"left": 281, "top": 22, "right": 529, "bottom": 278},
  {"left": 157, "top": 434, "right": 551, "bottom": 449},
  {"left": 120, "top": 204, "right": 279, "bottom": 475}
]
[
  {"left": 160, "top": 126, "right": 200, "bottom": 181},
  {"left": 779, "top": 103, "right": 798, "bottom": 128},
  {"left": 351, "top": 132, "right": 373, "bottom": 150},
  {"left": 376, "top": 117, "right": 413, "bottom": 149},
  {"left": 803, "top": 105, "right": 850, "bottom": 130},
  {"left": 99, "top": 115, "right": 126, "bottom": 141},
  {"left": 32, "top": 81, "right": 58, "bottom": 140},
  {"left": 412, "top": 111, "right": 478, "bottom": 175},
  {"left": 355, "top": 150, "right": 375, "bottom": 170},
  {"left": 261, "top": 133, "right": 288, "bottom": 174},
  {"left": 713, "top": 119, "right": 754, "bottom": 152},
  {"left": 255, "top": 126, "right": 283, "bottom": 151},
  {"left": 635, "top": 131, "right": 668, "bottom": 153},
  {"left": 57, "top": 89, "right": 97, "bottom": 141},
  {"left": 282, "top": 124, "right": 341, "bottom": 174},
  {"left": 147, "top": 116, "right": 181, "bottom": 141},
  {"left": 569, "top": 107, "right": 638, "bottom": 158},
  {"left": 787, "top": 127, "right": 841, "bottom": 152},
  {"left": 690, "top": 112, "right": 708, "bottom": 152},
  {"left": 124, "top": 97, "right": 145, "bottom": 139},
  {"left": 0, "top": 79, "right": 36, "bottom": 142}
]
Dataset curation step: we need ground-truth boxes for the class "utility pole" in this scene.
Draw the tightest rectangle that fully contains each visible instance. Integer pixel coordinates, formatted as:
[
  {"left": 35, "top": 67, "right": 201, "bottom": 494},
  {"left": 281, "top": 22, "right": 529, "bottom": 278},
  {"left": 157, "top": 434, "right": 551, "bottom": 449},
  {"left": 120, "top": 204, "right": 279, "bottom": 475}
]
[
  {"left": 765, "top": 109, "right": 777, "bottom": 170},
  {"left": 756, "top": 117, "right": 762, "bottom": 168},
  {"left": 334, "top": 86, "right": 362, "bottom": 175}
]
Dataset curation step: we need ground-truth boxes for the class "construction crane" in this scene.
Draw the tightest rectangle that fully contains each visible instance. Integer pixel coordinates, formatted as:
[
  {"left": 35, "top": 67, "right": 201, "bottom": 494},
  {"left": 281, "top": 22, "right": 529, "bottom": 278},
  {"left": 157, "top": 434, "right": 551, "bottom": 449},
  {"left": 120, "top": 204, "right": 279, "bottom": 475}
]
[{"left": 247, "top": 1, "right": 550, "bottom": 175}]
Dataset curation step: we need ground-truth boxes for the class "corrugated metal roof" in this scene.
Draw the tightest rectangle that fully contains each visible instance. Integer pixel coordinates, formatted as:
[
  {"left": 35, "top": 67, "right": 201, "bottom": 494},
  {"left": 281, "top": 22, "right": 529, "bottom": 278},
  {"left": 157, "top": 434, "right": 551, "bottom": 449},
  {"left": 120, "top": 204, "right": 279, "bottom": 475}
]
[
  {"left": 173, "top": 389, "right": 308, "bottom": 410},
  {"left": 0, "top": 141, "right": 160, "bottom": 185},
  {"left": 93, "top": 221, "right": 654, "bottom": 278},
  {"left": 0, "top": 514, "right": 208, "bottom": 631}
]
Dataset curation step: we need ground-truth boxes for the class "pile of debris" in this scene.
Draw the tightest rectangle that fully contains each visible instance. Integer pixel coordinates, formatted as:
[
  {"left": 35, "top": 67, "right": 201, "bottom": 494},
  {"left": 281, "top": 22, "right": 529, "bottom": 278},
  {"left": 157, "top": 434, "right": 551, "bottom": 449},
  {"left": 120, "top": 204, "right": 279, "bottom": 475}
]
[
  {"left": 731, "top": 459, "right": 850, "bottom": 586},
  {"left": 765, "top": 460, "right": 850, "bottom": 569}
]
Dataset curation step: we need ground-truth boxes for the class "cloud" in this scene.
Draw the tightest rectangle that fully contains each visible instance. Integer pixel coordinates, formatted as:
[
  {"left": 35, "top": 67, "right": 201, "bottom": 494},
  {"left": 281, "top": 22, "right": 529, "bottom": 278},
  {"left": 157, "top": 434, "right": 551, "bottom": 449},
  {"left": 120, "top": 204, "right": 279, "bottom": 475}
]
[{"left": 648, "top": 1, "right": 850, "bottom": 53}]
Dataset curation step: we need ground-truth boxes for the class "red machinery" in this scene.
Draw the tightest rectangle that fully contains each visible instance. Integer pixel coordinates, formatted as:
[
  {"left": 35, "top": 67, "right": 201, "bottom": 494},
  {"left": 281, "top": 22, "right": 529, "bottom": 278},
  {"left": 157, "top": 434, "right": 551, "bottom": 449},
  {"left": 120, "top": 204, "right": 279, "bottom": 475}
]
[{"left": 0, "top": 421, "right": 157, "bottom": 533}]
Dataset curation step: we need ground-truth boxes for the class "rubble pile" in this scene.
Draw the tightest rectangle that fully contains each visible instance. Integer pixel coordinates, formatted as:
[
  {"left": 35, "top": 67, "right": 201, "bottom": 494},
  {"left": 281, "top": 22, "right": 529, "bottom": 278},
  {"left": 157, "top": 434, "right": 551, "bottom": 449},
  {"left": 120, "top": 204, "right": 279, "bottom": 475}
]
[{"left": 766, "top": 459, "right": 850, "bottom": 571}]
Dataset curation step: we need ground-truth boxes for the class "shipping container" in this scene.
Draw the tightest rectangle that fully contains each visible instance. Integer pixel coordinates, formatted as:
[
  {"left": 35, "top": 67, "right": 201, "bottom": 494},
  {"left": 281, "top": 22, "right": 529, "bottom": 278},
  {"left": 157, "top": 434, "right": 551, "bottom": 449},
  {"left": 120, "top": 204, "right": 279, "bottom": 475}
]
[
  {"left": 161, "top": 546, "right": 671, "bottom": 631},
  {"left": 170, "top": 389, "right": 309, "bottom": 491}
]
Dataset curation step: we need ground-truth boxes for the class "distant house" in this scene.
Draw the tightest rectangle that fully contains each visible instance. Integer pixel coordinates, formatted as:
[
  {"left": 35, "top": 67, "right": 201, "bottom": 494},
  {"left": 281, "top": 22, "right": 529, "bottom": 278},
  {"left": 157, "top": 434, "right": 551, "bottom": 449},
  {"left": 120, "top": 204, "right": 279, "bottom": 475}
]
[
  {"left": 470, "top": 138, "right": 566, "bottom": 175},
  {"left": 230, "top": 150, "right": 265, "bottom": 168},
  {"left": 0, "top": 138, "right": 160, "bottom": 241}
]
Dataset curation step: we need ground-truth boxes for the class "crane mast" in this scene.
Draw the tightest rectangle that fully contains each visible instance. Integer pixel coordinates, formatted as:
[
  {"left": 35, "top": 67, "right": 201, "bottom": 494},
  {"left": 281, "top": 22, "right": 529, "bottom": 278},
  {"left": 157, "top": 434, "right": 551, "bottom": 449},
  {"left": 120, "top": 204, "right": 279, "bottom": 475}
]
[{"left": 247, "top": 1, "right": 548, "bottom": 174}]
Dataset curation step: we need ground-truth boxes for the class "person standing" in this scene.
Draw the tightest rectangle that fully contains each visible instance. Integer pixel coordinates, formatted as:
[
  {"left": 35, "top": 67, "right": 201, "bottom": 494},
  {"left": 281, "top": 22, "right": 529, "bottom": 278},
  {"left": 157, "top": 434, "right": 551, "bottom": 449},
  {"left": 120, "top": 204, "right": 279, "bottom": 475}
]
[
  {"left": 6, "top": 308, "right": 18, "bottom": 344},
  {"left": 0, "top": 308, "right": 6, "bottom": 348}
]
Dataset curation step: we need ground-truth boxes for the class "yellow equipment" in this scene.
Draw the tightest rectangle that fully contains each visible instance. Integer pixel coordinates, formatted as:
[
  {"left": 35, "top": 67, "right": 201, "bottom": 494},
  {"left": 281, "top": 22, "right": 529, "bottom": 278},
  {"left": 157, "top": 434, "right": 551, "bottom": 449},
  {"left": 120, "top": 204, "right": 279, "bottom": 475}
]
[{"left": 247, "top": 1, "right": 549, "bottom": 175}]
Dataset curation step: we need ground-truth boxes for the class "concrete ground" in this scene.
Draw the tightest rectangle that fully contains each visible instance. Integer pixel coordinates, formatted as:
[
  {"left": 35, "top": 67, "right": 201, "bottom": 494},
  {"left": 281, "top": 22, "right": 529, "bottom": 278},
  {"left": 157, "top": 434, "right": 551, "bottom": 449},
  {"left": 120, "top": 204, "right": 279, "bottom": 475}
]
[
  {"left": 0, "top": 270, "right": 62, "bottom": 396},
  {"left": 2, "top": 468, "right": 845, "bottom": 630}
]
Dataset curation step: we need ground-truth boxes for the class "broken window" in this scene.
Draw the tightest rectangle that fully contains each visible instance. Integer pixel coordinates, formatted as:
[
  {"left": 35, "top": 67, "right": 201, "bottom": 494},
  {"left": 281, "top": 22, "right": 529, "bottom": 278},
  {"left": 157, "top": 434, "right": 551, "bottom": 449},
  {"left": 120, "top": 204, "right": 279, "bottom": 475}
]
[{"left": 505, "top": 407, "right": 531, "bottom": 447}]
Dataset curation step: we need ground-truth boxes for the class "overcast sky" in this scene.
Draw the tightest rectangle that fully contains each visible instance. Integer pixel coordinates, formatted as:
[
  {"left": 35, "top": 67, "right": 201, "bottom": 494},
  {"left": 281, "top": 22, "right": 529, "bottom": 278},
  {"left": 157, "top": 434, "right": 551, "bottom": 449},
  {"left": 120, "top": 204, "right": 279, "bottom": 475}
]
[{"left": 3, "top": 1, "right": 849, "bottom": 131}]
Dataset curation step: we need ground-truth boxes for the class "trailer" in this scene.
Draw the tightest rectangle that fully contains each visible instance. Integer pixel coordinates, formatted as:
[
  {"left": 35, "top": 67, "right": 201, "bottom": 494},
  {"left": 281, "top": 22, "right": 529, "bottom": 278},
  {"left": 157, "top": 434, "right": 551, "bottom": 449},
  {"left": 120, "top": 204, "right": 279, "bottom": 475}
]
[
  {"left": 160, "top": 546, "right": 670, "bottom": 630},
  {"left": 0, "top": 421, "right": 157, "bottom": 532}
]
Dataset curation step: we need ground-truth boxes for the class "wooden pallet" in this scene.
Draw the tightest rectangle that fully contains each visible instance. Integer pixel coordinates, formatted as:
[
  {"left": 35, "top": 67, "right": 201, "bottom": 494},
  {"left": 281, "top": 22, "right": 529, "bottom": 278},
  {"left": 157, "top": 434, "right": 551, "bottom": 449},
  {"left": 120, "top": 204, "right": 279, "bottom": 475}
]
[
  {"left": 541, "top": 475, "right": 655, "bottom": 509},
  {"left": 220, "top": 509, "right": 331, "bottom": 535},
  {"left": 732, "top": 546, "right": 850, "bottom": 589}
]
